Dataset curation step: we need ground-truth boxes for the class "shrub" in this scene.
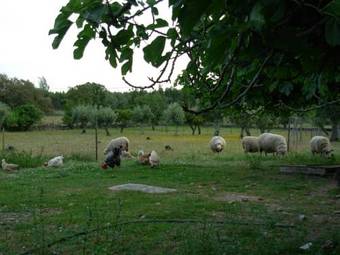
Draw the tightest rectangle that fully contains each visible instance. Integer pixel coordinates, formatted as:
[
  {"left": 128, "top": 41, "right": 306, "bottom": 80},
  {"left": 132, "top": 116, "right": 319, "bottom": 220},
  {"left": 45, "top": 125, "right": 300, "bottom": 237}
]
[{"left": 4, "top": 104, "right": 42, "bottom": 131}]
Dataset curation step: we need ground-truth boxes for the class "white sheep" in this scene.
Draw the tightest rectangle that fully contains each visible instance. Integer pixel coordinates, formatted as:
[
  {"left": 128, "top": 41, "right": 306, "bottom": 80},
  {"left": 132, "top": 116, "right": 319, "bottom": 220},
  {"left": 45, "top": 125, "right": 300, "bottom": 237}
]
[
  {"left": 209, "top": 136, "right": 226, "bottom": 153},
  {"left": 45, "top": 155, "right": 64, "bottom": 167},
  {"left": 310, "top": 136, "right": 333, "bottom": 157},
  {"left": 149, "top": 150, "right": 160, "bottom": 167},
  {"left": 241, "top": 136, "right": 259, "bottom": 153},
  {"left": 258, "top": 133, "right": 287, "bottom": 156},
  {"left": 104, "top": 136, "right": 129, "bottom": 155}
]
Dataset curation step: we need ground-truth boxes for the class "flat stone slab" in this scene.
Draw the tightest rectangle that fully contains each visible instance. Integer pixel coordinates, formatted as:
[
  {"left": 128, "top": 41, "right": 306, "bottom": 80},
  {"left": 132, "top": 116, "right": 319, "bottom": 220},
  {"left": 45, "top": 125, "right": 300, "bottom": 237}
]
[
  {"left": 108, "top": 183, "right": 176, "bottom": 194},
  {"left": 280, "top": 165, "right": 340, "bottom": 176}
]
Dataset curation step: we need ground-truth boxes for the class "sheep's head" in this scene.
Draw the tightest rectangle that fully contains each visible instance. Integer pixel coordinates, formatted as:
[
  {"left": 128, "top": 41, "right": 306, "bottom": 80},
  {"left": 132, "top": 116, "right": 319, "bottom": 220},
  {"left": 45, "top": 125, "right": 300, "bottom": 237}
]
[
  {"left": 215, "top": 143, "right": 223, "bottom": 152},
  {"left": 277, "top": 144, "right": 287, "bottom": 156},
  {"left": 324, "top": 149, "right": 334, "bottom": 158}
]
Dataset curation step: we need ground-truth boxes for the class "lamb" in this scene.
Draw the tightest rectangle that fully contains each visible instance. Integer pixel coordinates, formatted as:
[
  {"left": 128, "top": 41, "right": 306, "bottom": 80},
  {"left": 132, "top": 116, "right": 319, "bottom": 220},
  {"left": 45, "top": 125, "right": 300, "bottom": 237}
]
[
  {"left": 258, "top": 133, "right": 287, "bottom": 156},
  {"left": 104, "top": 137, "right": 129, "bottom": 155},
  {"left": 209, "top": 136, "right": 226, "bottom": 153},
  {"left": 1, "top": 159, "right": 19, "bottom": 171},
  {"left": 241, "top": 136, "right": 259, "bottom": 153},
  {"left": 310, "top": 136, "right": 333, "bottom": 158},
  {"left": 149, "top": 150, "right": 160, "bottom": 168},
  {"left": 44, "top": 155, "right": 64, "bottom": 167}
]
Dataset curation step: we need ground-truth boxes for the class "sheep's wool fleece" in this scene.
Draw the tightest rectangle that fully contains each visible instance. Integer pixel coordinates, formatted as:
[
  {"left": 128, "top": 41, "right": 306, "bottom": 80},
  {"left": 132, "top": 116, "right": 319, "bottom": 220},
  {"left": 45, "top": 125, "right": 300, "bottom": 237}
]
[
  {"left": 310, "top": 136, "right": 332, "bottom": 154},
  {"left": 149, "top": 150, "right": 160, "bottom": 167},
  {"left": 241, "top": 136, "right": 259, "bottom": 153},
  {"left": 47, "top": 156, "right": 64, "bottom": 167},
  {"left": 104, "top": 137, "right": 129, "bottom": 154},
  {"left": 210, "top": 136, "right": 226, "bottom": 152},
  {"left": 258, "top": 133, "right": 287, "bottom": 154}
]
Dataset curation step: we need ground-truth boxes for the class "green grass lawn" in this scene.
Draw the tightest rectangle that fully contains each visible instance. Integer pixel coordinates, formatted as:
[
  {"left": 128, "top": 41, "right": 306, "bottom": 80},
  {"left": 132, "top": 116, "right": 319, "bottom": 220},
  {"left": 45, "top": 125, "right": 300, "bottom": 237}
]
[{"left": 0, "top": 127, "right": 339, "bottom": 254}]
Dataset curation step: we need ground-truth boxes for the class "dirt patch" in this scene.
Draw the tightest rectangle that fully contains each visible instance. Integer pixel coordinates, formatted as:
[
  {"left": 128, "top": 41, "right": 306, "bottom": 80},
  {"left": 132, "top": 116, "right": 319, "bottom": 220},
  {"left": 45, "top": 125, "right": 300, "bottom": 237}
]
[
  {"left": 214, "top": 192, "right": 263, "bottom": 202},
  {"left": 0, "top": 212, "right": 31, "bottom": 225}
]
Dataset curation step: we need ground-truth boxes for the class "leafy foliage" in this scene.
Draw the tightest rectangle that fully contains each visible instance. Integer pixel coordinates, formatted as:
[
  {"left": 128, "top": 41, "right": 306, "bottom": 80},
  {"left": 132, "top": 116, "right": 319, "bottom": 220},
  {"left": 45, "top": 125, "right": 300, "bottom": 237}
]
[
  {"left": 50, "top": 0, "right": 340, "bottom": 115},
  {"left": 4, "top": 104, "right": 43, "bottom": 131}
]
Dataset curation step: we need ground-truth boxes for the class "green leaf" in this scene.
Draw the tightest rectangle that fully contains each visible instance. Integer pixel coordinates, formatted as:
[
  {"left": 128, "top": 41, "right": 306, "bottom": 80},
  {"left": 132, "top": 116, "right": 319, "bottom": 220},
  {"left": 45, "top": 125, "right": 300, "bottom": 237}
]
[
  {"left": 143, "top": 36, "right": 166, "bottom": 67},
  {"left": 114, "top": 29, "right": 134, "bottom": 46},
  {"left": 147, "top": 18, "right": 169, "bottom": 30},
  {"left": 73, "top": 24, "right": 96, "bottom": 59},
  {"left": 250, "top": 3, "right": 265, "bottom": 30},
  {"left": 167, "top": 28, "right": 178, "bottom": 46},
  {"left": 323, "top": 0, "right": 340, "bottom": 18},
  {"left": 83, "top": 4, "right": 107, "bottom": 24},
  {"left": 105, "top": 46, "right": 118, "bottom": 68},
  {"left": 151, "top": 7, "right": 159, "bottom": 15},
  {"left": 121, "top": 59, "right": 133, "bottom": 75},
  {"left": 177, "top": 0, "right": 211, "bottom": 36},
  {"left": 325, "top": 18, "right": 340, "bottom": 46}
]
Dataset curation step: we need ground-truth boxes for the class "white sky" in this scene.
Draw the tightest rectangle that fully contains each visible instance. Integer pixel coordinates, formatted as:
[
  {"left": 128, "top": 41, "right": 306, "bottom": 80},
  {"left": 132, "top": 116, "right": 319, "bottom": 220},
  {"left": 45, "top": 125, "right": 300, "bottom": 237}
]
[{"left": 0, "top": 0, "right": 188, "bottom": 92}]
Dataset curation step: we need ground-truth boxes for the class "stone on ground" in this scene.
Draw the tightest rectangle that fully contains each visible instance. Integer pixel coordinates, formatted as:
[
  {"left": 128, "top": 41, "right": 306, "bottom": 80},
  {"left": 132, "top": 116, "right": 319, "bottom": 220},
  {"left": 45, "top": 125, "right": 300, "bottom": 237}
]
[{"left": 108, "top": 183, "right": 176, "bottom": 194}]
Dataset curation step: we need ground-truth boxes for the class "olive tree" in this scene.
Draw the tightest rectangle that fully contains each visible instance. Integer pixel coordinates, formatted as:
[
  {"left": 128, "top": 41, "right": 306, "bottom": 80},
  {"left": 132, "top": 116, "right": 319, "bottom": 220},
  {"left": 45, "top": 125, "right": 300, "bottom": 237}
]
[
  {"left": 163, "top": 103, "right": 185, "bottom": 135},
  {"left": 71, "top": 105, "right": 94, "bottom": 133},
  {"left": 132, "top": 105, "right": 153, "bottom": 133},
  {"left": 92, "top": 107, "right": 118, "bottom": 136}
]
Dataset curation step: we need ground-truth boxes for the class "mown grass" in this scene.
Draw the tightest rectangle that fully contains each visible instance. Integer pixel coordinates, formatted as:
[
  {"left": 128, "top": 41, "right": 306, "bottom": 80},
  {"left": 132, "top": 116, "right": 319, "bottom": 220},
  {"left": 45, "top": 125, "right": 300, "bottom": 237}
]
[{"left": 0, "top": 127, "right": 339, "bottom": 254}]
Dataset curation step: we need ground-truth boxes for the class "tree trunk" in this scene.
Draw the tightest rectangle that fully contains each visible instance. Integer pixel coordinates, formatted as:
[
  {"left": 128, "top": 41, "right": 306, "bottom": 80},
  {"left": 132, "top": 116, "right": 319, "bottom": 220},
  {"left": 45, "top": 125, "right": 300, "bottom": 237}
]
[
  {"left": 120, "top": 126, "right": 124, "bottom": 133},
  {"left": 330, "top": 119, "right": 339, "bottom": 141},
  {"left": 259, "top": 128, "right": 265, "bottom": 134},
  {"left": 197, "top": 125, "right": 201, "bottom": 135},
  {"left": 105, "top": 127, "right": 110, "bottom": 136},
  {"left": 189, "top": 124, "right": 196, "bottom": 135},
  {"left": 152, "top": 124, "right": 155, "bottom": 131},
  {"left": 245, "top": 127, "right": 251, "bottom": 136},
  {"left": 240, "top": 127, "right": 244, "bottom": 138}
]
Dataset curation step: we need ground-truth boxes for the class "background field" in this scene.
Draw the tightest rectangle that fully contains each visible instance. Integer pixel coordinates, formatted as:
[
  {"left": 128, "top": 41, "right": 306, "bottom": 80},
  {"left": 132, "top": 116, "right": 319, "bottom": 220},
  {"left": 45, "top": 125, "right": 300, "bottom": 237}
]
[{"left": 0, "top": 127, "right": 339, "bottom": 254}]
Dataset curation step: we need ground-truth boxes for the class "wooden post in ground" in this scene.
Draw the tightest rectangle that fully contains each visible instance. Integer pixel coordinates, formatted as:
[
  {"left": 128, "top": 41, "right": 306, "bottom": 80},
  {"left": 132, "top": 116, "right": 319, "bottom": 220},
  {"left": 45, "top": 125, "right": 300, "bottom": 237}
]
[
  {"left": 287, "top": 119, "right": 291, "bottom": 152},
  {"left": 2, "top": 127, "right": 5, "bottom": 151},
  {"left": 95, "top": 120, "right": 98, "bottom": 161}
]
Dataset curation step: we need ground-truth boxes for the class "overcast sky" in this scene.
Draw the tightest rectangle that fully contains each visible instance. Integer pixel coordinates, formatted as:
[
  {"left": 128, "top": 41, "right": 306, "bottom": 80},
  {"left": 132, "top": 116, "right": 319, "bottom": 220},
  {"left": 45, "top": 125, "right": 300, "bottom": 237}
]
[{"left": 0, "top": 0, "right": 188, "bottom": 92}]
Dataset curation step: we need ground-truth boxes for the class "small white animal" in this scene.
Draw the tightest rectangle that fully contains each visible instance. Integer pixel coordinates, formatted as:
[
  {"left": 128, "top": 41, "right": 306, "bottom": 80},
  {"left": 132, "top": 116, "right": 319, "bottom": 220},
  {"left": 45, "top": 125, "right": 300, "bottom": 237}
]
[
  {"left": 1, "top": 159, "right": 19, "bottom": 171},
  {"left": 45, "top": 156, "right": 64, "bottom": 167},
  {"left": 149, "top": 150, "right": 160, "bottom": 168},
  {"left": 209, "top": 136, "right": 226, "bottom": 153},
  {"left": 310, "top": 136, "right": 333, "bottom": 158}
]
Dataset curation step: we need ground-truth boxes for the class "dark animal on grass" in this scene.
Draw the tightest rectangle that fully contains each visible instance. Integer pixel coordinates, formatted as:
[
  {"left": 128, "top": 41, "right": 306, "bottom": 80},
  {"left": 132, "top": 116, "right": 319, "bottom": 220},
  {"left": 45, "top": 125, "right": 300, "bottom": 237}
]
[
  {"left": 165, "top": 145, "right": 174, "bottom": 151},
  {"left": 101, "top": 147, "right": 122, "bottom": 169},
  {"left": 146, "top": 137, "right": 151, "bottom": 140},
  {"left": 5, "top": 144, "right": 15, "bottom": 151}
]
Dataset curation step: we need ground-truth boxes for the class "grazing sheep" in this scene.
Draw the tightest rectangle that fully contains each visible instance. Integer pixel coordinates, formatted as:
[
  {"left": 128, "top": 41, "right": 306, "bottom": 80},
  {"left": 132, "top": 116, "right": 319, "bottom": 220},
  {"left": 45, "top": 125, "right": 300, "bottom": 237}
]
[
  {"left": 44, "top": 155, "right": 64, "bottom": 167},
  {"left": 241, "top": 136, "right": 259, "bottom": 153},
  {"left": 149, "top": 150, "right": 160, "bottom": 168},
  {"left": 310, "top": 136, "right": 333, "bottom": 158},
  {"left": 1, "top": 159, "right": 19, "bottom": 171},
  {"left": 102, "top": 147, "right": 122, "bottom": 169},
  {"left": 138, "top": 150, "right": 151, "bottom": 165},
  {"left": 209, "top": 136, "right": 226, "bottom": 153},
  {"left": 104, "top": 137, "right": 129, "bottom": 155},
  {"left": 258, "top": 133, "right": 287, "bottom": 156}
]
